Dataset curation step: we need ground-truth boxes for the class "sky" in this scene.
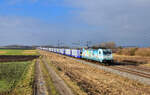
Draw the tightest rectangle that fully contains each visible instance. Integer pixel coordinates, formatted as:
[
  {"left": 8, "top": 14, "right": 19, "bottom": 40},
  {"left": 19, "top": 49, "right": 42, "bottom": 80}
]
[{"left": 0, "top": 0, "right": 150, "bottom": 47}]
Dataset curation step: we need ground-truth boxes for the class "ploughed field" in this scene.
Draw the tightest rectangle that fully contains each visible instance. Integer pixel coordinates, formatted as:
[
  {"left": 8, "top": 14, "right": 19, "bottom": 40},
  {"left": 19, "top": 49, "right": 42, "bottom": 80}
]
[
  {"left": 40, "top": 50, "right": 150, "bottom": 95},
  {"left": 0, "top": 49, "right": 39, "bottom": 62},
  {"left": 0, "top": 49, "right": 39, "bottom": 95}
]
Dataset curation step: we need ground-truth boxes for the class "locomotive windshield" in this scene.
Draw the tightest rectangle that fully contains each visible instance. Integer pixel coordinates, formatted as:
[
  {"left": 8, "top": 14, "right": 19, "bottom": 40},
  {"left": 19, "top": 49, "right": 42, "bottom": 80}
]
[{"left": 103, "top": 50, "right": 112, "bottom": 55}]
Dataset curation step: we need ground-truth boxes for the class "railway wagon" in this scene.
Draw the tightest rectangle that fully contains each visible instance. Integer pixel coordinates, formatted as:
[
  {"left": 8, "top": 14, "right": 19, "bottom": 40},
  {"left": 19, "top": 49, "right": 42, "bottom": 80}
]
[
  {"left": 82, "top": 48, "right": 113, "bottom": 63},
  {"left": 40, "top": 47, "right": 44, "bottom": 50},
  {"left": 49, "top": 48, "right": 52, "bottom": 52},
  {"left": 51, "top": 48, "right": 54, "bottom": 52},
  {"left": 71, "top": 49, "right": 82, "bottom": 58},
  {"left": 65, "top": 49, "right": 72, "bottom": 56},
  {"left": 44, "top": 48, "right": 49, "bottom": 51},
  {"left": 60, "top": 49, "right": 65, "bottom": 55},
  {"left": 56, "top": 48, "right": 60, "bottom": 53},
  {"left": 48, "top": 48, "right": 51, "bottom": 51},
  {"left": 39, "top": 47, "right": 113, "bottom": 64},
  {"left": 54, "top": 48, "right": 57, "bottom": 53}
]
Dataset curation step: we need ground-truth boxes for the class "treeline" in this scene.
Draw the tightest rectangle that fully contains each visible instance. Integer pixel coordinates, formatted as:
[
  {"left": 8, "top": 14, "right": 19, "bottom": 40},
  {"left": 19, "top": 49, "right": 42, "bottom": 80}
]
[{"left": 0, "top": 45, "right": 36, "bottom": 50}]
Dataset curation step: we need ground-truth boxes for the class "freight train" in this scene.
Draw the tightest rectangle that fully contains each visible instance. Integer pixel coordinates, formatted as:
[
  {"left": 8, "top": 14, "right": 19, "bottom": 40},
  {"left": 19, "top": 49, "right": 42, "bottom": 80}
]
[{"left": 39, "top": 47, "right": 113, "bottom": 63}]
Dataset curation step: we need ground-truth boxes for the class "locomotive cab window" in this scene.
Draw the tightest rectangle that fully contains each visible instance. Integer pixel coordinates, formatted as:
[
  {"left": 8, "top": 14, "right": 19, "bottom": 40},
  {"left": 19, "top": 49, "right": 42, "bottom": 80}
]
[
  {"left": 103, "top": 50, "right": 111, "bottom": 55},
  {"left": 99, "top": 51, "right": 101, "bottom": 54}
]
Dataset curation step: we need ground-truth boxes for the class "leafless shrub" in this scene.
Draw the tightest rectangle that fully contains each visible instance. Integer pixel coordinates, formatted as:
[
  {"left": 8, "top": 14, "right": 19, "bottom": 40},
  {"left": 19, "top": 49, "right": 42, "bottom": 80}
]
[
  {"left": 116, "top": 48, "right": 138, "bottom": 56},
  {"left": 135, "top": 48, "right": 150, "bottom": 57}
]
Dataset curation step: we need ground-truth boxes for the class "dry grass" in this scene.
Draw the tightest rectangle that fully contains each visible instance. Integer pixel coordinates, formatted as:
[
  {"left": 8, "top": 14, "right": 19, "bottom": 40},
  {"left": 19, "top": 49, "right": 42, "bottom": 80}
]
[
  {"left": 40, "top": 50, "right": 150, "bottom": 95},
  {"left": 116, "top": 48, "right": 137, "bottom": 56},
  {"left": 23, "top": 50, "right": 37, "bottom": 54},
  {"left": 113, "top": 54, "right": 150, "bottom": 67},
  {"left": 135, "top": 48, "right": 150, "bottom": 57},
  {"left": 24, "top": 50, "right": 36, "bottom": 52},
  {"left": 115, "top": 48, "right": 150, "bottom": 66},
  {"left": 116, "top": 48, "right": 150, "bottom": 57},
  {"left": 44, "top": 56, "right": 87, "bottom": 95}
]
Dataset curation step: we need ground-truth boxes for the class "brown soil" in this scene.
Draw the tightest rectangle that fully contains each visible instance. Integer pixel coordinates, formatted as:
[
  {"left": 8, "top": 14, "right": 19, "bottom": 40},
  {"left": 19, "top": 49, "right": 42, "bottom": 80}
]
[
  {"left": 39, "top": 50, "right": 150, "bottom": 95},
  {"left": 0, "top": 55, "right": 39, "bottom": 62},
  {"left": 0, "top": 51, "right": 7, "bottom": 54},
  {"left": 33, "top": 60, "right": 48, "bottom": 95}
]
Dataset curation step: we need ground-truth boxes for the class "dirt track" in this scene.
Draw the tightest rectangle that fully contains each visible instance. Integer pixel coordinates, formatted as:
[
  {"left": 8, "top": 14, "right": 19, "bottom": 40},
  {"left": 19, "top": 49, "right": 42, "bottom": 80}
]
[
  {"left": 42, "top": 57, "right": 74, "bottom": 95},
  {"left": 34, "top": 60, "right": 48, "bottom": 95}
]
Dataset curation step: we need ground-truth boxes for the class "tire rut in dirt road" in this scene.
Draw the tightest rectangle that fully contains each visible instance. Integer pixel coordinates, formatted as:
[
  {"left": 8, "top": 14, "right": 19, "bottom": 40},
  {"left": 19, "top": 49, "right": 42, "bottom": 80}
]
[
  {"left": 42, "top": 58, "right": 75, "bottom": 95},
  {"left": 34, "top": 60, "right": 48, "bottom": 95}
]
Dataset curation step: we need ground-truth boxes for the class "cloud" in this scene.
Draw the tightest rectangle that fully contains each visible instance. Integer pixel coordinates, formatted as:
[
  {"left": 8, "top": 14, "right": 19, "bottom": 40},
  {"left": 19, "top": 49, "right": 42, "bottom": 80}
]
[
  {"left": 0, "top": 16, "right": 61, "bottom": 45},
  {"left": 0, "top": 16, "right": 93, "bottom": 46},
  {"left": 64, "top": 0, "right": 150, "bottom": 25},
  {"left": 0, "top": 0, "right": 150, "bottom": 47},
  {"left": 63, "top": 0, "right": 150, "bottom": 46}
]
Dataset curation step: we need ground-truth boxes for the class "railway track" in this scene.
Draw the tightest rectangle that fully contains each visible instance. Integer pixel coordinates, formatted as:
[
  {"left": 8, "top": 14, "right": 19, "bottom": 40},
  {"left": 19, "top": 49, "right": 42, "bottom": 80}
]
[
  {"left": 70, "top": 56, "right": 150, "bottom": 79},
  {"left": 92, "top": 61, "right": 150, "bottom": 79},
  {"left": 54, "top": 52, "right": 150, "bottom": 78},
  {"left": 109, "top": 66, "right": 150, "bottom": 79},
  {"left": 126, "top": 65, "right": 150, "bottom": 72},
  {"left": 76, "top": 58, "right": 150, "bottom": 78},
  {"left": 43, "top": 51, "right": 150, "bottom": 85}
]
